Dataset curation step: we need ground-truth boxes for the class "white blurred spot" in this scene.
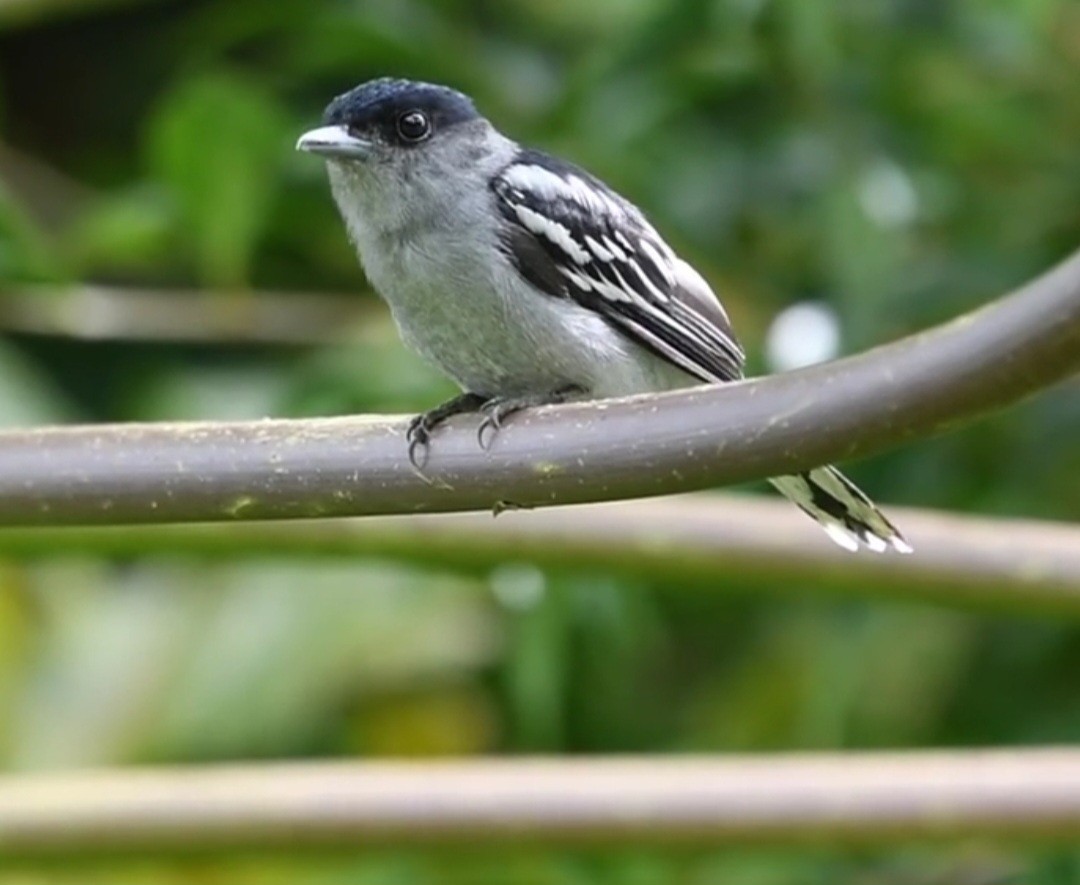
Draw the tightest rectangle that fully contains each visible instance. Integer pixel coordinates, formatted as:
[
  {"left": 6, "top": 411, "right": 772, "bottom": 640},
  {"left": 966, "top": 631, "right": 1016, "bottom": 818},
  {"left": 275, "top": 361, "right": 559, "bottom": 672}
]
[
  {"left": 490, "top": 564, "right": 545, "bottom": 611},
  {"left": 858, "top": 159, "right": 919, "bottom": 228},
  {"left": 765, "top": 301, "right": 841, "bottom": 372}
]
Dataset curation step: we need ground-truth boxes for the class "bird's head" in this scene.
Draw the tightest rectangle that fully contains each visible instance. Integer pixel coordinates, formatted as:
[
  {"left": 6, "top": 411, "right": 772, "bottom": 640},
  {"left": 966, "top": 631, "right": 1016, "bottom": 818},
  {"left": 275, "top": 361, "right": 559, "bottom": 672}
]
[
  {"left": 297, "top": 77, "right": 504, "bottom": 233},
  {"left": 297, "top": 78, "right": 481, "bottom": 168}
]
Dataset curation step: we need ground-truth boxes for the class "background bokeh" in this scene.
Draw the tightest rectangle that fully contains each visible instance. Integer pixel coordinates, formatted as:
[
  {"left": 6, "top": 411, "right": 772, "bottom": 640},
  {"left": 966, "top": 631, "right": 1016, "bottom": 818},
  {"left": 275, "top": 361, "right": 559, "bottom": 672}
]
[{"left": 0, "top": 0, "right": 1078, "bottom": 882}]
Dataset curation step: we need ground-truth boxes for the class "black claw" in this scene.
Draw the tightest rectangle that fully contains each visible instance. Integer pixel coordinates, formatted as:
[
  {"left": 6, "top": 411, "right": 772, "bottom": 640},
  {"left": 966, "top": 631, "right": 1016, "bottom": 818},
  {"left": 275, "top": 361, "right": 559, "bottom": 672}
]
[
  {"left": 475, "top": 386, "right": 584, "bottom": 451},
  {"left": 407, "top": 432, "right": 428, "bottom": 470},
  {"left": 405, "top": 414, "right": 434, "bottom": 469},
  {"left": 478, "top": 399, "right": 522, "bottom": 450},
  {"left": 407, "top": 387, "right": 584, "bottom": 464},
  {"left": 477, "top": 416, "right": 498, "bottom": 450},
  {"left": 404, "top": 392, "right": 486, "bottom": 469},
  {"left": 477, "top": 401, "right": 509, "bottom": 450},
  {"left": 476, "top": 419, "right": 492, "bottom": 450}
]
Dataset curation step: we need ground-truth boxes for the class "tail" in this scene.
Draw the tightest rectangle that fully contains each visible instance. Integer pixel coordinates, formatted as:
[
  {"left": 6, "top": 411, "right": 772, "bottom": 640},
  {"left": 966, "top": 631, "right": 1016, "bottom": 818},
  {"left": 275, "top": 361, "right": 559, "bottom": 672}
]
[{"left": 770, "top": 466, "right": 912, "bottom": 554}]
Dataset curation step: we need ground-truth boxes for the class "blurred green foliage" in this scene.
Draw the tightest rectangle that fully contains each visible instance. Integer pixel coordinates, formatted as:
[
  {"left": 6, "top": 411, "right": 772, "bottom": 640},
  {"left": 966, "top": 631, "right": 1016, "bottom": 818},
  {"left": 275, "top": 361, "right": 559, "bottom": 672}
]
[{"left": 0, "top": 0, "right": 1079, "bottom": 881}]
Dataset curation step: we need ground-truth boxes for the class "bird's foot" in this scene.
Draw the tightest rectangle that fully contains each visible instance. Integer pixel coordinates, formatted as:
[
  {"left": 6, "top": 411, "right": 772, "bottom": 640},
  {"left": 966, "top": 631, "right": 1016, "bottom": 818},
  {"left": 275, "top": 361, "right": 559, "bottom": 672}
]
[
  {"left": 477, "top": 385, "right": 583, "bottom": 450},
  {"left": 406, "top": 392, "right": 486, "bottom": 469}
]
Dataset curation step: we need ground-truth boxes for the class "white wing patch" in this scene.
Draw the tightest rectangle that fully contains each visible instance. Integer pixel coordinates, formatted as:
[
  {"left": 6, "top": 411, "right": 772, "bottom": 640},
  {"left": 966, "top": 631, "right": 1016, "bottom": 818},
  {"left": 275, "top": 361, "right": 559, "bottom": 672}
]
[
  {"left": 602, "top": 235, "right": 627, "bottom": 261},
  {"left": 558, "top": 266, "right": 632, "bottom": 303},
  {"left": 502, "top": 163, "right": 627, "bottom": 221},
  {"left": 493, "top": 155, "right": 746, "bottom": 382},
  {"left": 584, "top": 235, "right": 613, "bottom": 262},
  {"left": 499, "top": 163, "right": 680, "bottom": 302},
  {"left": 512, "top": 204, "right": 590, "bottom": 265}
]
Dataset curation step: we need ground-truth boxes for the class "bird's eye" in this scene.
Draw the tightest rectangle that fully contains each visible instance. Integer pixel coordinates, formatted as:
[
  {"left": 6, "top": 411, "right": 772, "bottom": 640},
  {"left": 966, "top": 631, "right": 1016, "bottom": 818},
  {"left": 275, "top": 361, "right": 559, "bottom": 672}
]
[{"left": 397, "top": 110, "right": 431, "bottom": 142}]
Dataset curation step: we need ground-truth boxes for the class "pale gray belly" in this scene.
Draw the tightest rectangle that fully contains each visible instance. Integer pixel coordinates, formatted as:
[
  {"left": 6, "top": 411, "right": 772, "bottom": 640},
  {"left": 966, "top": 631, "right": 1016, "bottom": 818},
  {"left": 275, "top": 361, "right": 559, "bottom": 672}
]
[
  {"left": 385, "top": 276, "right": 593, "bottom": 396},
  {"left": 368, "top": 237, "right": 695, "bottom": 398}
]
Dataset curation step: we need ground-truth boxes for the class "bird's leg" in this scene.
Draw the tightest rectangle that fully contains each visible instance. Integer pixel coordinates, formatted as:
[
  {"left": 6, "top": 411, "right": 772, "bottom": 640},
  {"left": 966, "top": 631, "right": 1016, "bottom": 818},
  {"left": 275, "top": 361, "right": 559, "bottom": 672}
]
[
  {"left": 406, "top": 392, "right": 486, "bottom": 468},
  {"left": 477, "top": 384, "right": 584, "bottom": 450}
]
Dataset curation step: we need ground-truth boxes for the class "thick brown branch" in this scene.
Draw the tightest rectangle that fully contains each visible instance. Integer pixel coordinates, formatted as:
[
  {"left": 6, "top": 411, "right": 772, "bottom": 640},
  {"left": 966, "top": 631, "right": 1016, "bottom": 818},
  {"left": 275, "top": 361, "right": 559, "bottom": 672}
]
[
  {"left": 1, "top": 751, "right": 1080, "bottom": 857},
  {"left": 0, "top": 249, "right": 1076, "bottom": 527}
]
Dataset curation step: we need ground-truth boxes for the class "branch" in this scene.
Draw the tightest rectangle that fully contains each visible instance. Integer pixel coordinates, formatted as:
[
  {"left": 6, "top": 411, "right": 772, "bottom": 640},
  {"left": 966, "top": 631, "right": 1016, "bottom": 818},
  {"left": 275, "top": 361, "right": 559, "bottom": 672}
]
[
  {"left": 2, "top": 751, "right": 1080, "bottom": 857},
  {"left": 0, "top": 284, "right": 375, "bottom": 346},
  {"left": 2, "top": 497, "right": 1078, "bottom": 616},
  {"left": 0, "top": 249, "right": 1077, "bottom": 527}
]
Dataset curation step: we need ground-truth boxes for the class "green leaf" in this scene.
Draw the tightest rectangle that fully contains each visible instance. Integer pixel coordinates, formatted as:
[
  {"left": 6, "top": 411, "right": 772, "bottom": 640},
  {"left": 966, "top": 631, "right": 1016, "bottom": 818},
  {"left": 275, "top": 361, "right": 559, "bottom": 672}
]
[
  {"left": 65, "top": 185, "right": 176, "bottom": 277},
  {"left": 145, "top": 71, "right": 289, "bottom": 289}
]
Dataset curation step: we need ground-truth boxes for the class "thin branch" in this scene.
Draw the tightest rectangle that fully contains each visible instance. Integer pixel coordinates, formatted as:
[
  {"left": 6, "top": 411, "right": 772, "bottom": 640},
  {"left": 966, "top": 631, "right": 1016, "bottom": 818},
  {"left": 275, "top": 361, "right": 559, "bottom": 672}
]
[
  {"left": 2, "top": 750, "right": 1080, "bottom": 857},
  {"left": 0, "top": 284, "right": 377, "bottom": 346},
  {"left": 2, "top": 497, "right": 1078, "bottom": 616},
  {"left": 0, "top": 248, "right": 1077, "bottom": 527}
]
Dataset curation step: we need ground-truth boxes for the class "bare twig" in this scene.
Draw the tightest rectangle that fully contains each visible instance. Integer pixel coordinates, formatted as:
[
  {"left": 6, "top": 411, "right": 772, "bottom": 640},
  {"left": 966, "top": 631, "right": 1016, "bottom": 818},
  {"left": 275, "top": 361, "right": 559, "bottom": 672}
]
[
  {"left": 1, "top": 750, "right": 1079, "bottom": 857},
  {"left": 2, "top": 496, "right": 1078, "bottom": 616},
  {"left": 0, "top": 248, "right": 1076, "bottom": 527},
  {"left": 0, "top": 284, "right": 378, "bottom": 345}
]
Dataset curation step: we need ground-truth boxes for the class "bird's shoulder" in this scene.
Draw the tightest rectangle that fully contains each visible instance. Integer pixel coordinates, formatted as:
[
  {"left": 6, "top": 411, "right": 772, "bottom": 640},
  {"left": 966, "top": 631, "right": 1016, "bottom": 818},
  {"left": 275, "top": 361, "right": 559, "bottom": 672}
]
[
  {"left": 490, "top": 148, "right": 746, "bottom": 383},
  {"left": 491, "top": 149, "right": 650, "bottom": 257},
  {"left": 490, "top": 148, "right": 680, "bottom": 306}
]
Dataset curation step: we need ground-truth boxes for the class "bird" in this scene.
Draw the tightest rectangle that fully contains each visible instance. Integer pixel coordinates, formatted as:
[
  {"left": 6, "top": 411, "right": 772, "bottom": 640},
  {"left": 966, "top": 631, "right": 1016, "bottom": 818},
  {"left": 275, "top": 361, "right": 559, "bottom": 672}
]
[{"left": 297, "top": 77, "right": 911, "bottom": 554}]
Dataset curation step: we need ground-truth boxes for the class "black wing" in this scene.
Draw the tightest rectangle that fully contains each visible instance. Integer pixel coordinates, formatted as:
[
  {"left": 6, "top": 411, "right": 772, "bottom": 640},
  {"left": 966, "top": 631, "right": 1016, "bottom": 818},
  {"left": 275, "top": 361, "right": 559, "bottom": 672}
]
[{"left": 492, "top": 150, "right": 745, "bottom": 383}]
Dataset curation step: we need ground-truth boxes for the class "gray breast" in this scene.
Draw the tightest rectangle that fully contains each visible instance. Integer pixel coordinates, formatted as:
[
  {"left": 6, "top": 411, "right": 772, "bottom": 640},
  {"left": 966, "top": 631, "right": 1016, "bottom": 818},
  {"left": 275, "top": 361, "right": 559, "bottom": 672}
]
[{"left": 325, "top": 138, "right": 672, "bottom": 397}]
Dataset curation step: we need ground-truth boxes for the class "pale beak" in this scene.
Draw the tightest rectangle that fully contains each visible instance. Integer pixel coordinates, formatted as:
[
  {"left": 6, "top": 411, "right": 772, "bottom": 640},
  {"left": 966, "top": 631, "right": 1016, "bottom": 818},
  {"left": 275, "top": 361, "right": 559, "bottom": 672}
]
[{"left": 296, "top": 125, "right": 372, "bottom": 159}]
